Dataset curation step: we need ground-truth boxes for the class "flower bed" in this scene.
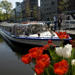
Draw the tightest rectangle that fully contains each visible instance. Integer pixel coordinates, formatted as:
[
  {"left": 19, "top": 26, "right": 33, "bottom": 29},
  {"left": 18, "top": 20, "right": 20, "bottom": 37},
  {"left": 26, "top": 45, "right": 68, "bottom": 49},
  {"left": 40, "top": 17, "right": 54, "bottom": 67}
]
[{"left": 21, "top": 40, "right": 75, "bottom": 75}]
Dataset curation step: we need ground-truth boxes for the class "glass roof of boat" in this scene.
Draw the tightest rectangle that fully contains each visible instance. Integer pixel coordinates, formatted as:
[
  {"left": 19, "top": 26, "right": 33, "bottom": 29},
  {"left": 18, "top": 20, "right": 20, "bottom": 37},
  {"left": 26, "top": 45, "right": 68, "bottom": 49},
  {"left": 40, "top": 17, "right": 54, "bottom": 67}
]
[
  {"left": 0, "top": 22, "right": 45, "bottom": 27},
  {"left": 19, "top": 22, "right": 45, "bottom": 26},
  {"left": 15, "top": 22, "right": 48, "bottom": 34}
]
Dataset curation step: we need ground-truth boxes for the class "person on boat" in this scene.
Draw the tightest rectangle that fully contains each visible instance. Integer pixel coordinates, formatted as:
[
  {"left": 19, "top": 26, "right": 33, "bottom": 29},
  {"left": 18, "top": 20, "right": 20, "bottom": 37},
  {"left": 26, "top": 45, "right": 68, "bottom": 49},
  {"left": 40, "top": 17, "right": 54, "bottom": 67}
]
[
  {"left": 37, "top": 32, "right": 40, "bottom": 37},
  {"left": 58, "top": 16, "right": 62, "bottom": 30},
  {"left": 53, "top": 16, "right": 57, "bottom": 31},
  {"left": 46, "top": 17, "right": 51, "bottom": 29},
  {"left": 46, "top": 17, "right": 54, "bottom": 37}
]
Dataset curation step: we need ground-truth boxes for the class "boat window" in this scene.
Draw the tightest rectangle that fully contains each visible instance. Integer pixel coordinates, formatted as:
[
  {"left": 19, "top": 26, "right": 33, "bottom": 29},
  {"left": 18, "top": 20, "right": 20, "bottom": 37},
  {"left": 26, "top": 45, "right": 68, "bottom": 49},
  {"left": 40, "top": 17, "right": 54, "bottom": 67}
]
[
  {"left": 9, "top": 24, "right": 47, "bottom": 36},
  {"left": 26, "top": 24, "right": 47, "bottom": 34}
]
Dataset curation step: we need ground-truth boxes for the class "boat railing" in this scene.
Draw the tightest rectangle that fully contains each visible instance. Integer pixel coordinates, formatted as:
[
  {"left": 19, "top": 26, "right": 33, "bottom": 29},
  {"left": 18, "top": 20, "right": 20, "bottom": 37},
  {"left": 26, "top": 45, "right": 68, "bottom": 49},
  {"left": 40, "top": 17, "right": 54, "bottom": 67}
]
[{"left": 62, "top": 20, "right": 75, "bottom": 30}]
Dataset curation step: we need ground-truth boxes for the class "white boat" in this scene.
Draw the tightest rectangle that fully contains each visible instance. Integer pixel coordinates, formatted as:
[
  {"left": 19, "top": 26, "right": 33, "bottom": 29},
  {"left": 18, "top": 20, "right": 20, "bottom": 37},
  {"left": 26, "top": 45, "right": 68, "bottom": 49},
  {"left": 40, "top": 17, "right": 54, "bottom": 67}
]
[{"left": 0, "top": 22, "right": 71, "bottom": 46}]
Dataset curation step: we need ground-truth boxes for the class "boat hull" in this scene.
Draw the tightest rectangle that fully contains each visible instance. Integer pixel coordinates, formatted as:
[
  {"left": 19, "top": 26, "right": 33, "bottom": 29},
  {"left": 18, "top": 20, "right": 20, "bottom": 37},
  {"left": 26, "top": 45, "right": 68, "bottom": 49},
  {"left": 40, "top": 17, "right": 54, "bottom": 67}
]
[{"left": 0, "top": 30, "right": 71, "bottom": 47}]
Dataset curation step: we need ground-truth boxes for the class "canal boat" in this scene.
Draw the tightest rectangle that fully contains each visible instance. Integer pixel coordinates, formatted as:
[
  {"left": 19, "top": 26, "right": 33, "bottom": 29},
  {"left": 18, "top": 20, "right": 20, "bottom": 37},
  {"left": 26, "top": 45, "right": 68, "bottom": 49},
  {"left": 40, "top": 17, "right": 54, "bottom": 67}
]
[{"left": 0, "top": 22, "right": 72, "bottom": 46}]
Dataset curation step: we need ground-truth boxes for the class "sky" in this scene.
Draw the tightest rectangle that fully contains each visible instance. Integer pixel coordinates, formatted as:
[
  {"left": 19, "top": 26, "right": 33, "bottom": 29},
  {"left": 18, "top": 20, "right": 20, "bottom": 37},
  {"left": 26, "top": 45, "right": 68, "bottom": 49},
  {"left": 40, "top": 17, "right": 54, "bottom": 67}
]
[
  {"left": 7, "top": 0, "right": 23, "bottom": 8},
  {"left": 0, "top": 0, "right": 40, "bottom": 8},
  {"left": 0, "top": 0, "right": 23, "bottom": 8}
]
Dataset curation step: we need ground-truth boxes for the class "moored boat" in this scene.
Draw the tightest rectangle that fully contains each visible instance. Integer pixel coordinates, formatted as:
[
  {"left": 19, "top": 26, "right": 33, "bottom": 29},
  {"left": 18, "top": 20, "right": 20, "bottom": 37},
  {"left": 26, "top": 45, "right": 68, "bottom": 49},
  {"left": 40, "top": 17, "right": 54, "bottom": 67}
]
[{"left": 0, "top": 22, "right": 72, "bottom": 46}]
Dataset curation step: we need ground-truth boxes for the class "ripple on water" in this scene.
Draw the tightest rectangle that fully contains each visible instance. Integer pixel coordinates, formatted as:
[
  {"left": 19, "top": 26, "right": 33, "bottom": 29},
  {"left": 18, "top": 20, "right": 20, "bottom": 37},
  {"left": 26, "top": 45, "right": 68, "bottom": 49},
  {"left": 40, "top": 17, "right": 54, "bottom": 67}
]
[{"left": 0, "top": 37, "right": 34, "bottom": 75}]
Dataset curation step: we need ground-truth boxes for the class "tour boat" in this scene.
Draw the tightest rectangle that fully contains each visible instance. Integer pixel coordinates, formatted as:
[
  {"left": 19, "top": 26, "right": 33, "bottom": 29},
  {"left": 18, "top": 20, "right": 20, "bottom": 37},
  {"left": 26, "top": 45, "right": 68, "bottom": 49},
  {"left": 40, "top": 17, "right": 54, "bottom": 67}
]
[{"left": 0, "top": 22, "right": 72, "bottom": 46}]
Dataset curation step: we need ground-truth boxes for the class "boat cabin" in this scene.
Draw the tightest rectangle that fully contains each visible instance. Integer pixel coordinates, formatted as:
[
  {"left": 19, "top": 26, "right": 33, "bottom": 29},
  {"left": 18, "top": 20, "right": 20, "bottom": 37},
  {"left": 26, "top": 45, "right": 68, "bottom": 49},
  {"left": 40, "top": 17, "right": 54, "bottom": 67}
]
[{"left": 0, "top": 23, "right": 49, "bottom": 37}]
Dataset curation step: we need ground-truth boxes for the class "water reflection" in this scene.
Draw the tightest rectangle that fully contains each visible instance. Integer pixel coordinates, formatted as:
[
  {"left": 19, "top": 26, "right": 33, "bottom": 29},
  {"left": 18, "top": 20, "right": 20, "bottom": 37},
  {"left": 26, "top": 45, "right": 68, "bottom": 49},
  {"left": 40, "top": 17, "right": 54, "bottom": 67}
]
[
  {"left": 0, "top": 35, "right": 34, "bottom": 60},
  {"left": 0, "top": 36, "right": 34, "bottom": 75},
  {"left": 0, "top": 36, "right": 3, "bottom": 43}
]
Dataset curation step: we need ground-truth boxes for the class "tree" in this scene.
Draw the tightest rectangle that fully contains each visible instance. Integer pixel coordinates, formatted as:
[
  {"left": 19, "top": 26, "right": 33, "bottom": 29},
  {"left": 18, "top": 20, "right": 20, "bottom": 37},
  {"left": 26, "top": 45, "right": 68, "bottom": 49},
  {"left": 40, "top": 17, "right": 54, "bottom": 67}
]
[
  {"left": 58, "top": 0, "right": 69, "bottom": 13},
  {"left": 0, "top": 0, "right": 12, "bottom": 21},
  {"left": 0, "top": 7, "right": 5, "bottom": 21},
  {"left": 33, "top": 6, "right": 38, "bottom": 20},
  {"left": 25, "top": 2, "right": 31, "bottom": 18},
  {"left": 0, "top": 8, "right": 2, "bottom": 21}
]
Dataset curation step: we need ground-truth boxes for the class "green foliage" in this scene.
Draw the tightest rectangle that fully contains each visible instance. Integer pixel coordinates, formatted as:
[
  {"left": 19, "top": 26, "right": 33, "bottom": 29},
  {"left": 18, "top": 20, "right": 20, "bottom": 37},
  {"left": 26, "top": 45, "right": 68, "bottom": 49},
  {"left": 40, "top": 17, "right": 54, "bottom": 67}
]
[
  {"left": 0, "top": 0, "right": 12, "bottom": 21},
  {"left": 25, "top": 3, "right": 31, "bottom": 17},
  {"left": 0, "top": 0, "right": 12, "bottom": 13},
  {"left": 33, "top": 6, "right": 38, "bottom": 20},
  {"left": 58, "top": 0, "right": 69, "bottom": 13}
]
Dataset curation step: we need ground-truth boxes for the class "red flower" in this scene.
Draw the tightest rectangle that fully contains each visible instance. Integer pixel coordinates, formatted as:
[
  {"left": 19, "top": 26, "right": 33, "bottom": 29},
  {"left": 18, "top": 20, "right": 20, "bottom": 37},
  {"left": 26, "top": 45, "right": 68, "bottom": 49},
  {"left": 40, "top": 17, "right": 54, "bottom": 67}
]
[
  {"left": 34, "top": 64, "right": 44, "bottom": 75},
  {"left": 43, "top": 44, "right": 50, "bottom": 50},
  {"left": 56, "top": 32, "right": 69, "bottom": 39},
  {"left": 59, "top": 32, "right": 63, "bottom": 35},
  {"left": 54, "top": 60, "right": 69, "bottom": 75},
  {"left": 48, "top": 40, "right": 52, "bottom": 44},
  {"left": 50, "top": 43, "right": 56, "bottom": 47},
  {"left": 29, "top": 47, "right": 40, "bottom": 53},
  {"left": 21, "top": 53, "right": 32, "bottom": 64},
  {"left": 48, "top": 40, "right": 56, "bottom": 47},
  {"left": 55, "top": 32, "right": 58, "bottom": 34},
  {"left": 63, "top": 32, "right": 66, "bottom": 35},
  {"left": 29, "top": 47, "right": 43, "bottom": 58},
  {"left": 70, "top": 40, "right": 72, "bottom": 44},
  {"left": 65, "top": 35, "right": 69, "bottom": 38},
  {"left": 36, "top": 54, "right": 50, "bottom": 68}
]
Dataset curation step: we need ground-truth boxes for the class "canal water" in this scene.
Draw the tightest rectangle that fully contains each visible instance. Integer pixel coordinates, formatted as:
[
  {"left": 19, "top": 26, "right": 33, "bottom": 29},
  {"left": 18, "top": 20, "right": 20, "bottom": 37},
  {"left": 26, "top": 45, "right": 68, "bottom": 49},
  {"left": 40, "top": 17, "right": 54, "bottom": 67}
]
[{"left": 0, "top": 37, "right": 34, "bottom": 75}]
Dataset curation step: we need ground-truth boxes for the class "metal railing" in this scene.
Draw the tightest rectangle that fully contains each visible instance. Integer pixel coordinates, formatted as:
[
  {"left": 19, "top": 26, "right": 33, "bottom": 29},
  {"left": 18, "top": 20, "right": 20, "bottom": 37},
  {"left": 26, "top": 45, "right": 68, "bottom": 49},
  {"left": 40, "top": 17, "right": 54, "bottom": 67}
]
[{"left": 62, "top": 20, "right": 75, "bottom": 30}]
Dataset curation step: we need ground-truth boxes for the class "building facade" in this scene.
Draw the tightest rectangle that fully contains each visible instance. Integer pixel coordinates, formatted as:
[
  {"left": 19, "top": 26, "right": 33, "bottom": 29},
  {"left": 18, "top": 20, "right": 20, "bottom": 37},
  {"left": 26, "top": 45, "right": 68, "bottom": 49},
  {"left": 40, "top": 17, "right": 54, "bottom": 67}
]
[
  {"left": 21, "top": 0, "right": 39, "bottom": 21},
  {"left": 10, "top": 9, "right": 16, "bottom": 22},
  {"left": 40, "top": 0, "right": 58, "bottom": 20},
  {"left": 15, "top": 2, "right": 22, "bottom": 22},
  {"left": 69, "top": 0, "right": 75, "bottom": 11}
]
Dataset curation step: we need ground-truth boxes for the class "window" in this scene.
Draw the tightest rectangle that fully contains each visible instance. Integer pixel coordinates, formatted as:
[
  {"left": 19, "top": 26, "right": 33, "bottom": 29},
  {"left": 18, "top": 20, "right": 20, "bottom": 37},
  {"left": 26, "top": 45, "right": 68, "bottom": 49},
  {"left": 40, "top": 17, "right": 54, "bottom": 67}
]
[{"left": 51, "top": 1, "right": 55, "bottom": 5}]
